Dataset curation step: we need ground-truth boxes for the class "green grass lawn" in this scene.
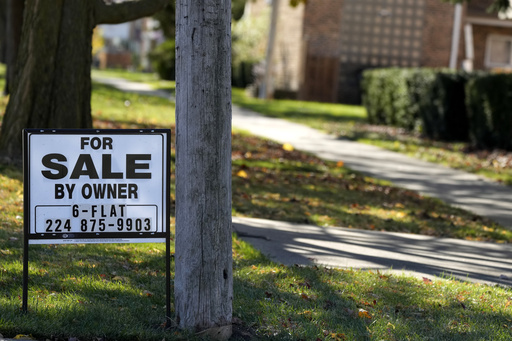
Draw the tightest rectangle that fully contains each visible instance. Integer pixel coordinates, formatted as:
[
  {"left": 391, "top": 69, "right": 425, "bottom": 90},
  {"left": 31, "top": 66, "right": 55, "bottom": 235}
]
[{"left": 1, "top": 68, "right": 512, "bottom": 339}]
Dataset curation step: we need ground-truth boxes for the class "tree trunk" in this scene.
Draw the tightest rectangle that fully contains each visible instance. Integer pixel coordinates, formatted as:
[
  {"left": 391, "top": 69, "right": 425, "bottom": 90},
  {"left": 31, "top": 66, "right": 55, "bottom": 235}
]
[
  {"left": 0, "top": 1, "right": 94, "bottom": 165},
  {"left": 4, "top": 0, "right": 24, "bottom": 95},
  {"left": 174, "top": 0, "right": 233, "bottom": 338},
  {"left": 0, "top": 0, "right": 167, "bottom": 166},
  {"left": 0, "top": 0, "right": 6, "bottom": 64}
]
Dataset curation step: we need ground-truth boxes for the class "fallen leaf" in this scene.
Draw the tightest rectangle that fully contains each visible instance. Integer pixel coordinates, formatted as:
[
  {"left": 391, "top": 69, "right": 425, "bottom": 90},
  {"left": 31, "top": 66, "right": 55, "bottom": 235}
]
[
  {"left": 282, "top": 143, "right": 294, "bottom": 151},
  {"left": 236, "top": 170, "right": 248, "bottom": 179},
  {"left": 358, "top": 309, "right": 372, "bottom": 319}
]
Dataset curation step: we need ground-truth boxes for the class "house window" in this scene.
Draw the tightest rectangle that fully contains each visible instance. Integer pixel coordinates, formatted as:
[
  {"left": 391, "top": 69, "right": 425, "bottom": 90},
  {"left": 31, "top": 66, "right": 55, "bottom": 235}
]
[{"left": 486, "top": 35, "right": 512, "bottom": 68}]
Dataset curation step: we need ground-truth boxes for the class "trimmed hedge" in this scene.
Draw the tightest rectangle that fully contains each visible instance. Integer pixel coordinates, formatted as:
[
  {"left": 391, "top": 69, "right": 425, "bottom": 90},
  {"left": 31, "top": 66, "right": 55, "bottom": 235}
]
[
  {"left": 466, "top": 74, "right": 512, "bottom": 150},
  {"left": 361, "top": 68, "right": 484, "bottom": 142},
  {"left": 419, "top": 72, "right": 476, "bottom": 141},
  {"left": 361, "top": 68, "right": 439, "bottom": 131},
  {"left": 361, "top": 69, "right": 387, "bottom": 125}
]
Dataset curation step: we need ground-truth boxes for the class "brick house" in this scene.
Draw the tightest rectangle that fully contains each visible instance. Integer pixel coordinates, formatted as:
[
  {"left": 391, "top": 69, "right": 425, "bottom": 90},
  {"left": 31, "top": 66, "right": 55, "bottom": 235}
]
[{"left": 298, "top": 0, "right": 512, "bottom": 104}]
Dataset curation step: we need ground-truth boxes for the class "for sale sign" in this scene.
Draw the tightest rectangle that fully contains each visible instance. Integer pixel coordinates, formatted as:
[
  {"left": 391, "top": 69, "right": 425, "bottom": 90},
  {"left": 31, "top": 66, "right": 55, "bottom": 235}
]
[{"left": 23, "top": 129, "right": 170, "bottom": 244}]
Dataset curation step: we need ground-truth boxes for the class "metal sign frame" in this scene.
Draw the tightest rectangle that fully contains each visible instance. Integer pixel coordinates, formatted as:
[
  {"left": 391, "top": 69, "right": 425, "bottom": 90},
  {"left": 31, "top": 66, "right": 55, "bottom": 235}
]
[{"left": 22, "top": 128, "right": 171, "bottom": 319}]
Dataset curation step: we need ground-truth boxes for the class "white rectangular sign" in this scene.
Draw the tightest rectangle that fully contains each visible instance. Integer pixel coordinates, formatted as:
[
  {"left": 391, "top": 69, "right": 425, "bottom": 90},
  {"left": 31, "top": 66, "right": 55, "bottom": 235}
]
[{"left": 23, "top": 129, "right": 170, "bottom": 244}]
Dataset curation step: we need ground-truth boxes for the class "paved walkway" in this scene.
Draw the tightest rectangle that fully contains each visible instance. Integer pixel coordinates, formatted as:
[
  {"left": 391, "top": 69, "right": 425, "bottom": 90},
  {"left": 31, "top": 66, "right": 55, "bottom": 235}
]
[
  {"left": 233, "top": 217, "right": 512, "bottom": 285},
  {"left": 93, "top": 76, "right": 512, "bottom": 285}
]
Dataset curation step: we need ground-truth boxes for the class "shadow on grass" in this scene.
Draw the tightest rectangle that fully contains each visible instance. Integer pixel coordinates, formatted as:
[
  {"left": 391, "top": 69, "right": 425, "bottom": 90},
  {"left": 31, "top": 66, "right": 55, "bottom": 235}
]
[
  {"left": 0, "top": 239, "right": 179, "bottom": 340},
  {"left": 0, "top": 163, "right": 23, "bottom": 181},
  {"left": 1, "top": 232, "right": 512, "bottom": 340},
  {"left": 231, "top": 241, "right": 512, "bottom": 340}
]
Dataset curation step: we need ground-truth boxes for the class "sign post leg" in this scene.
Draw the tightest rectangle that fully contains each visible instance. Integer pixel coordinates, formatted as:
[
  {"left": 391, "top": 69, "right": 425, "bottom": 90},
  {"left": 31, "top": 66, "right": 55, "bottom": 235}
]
[
  {"left": 166, "top": 233, "right": 171, "bottom": 322},
  {"left": 22, "top": 237, "right": 28, "bottom": 313}
]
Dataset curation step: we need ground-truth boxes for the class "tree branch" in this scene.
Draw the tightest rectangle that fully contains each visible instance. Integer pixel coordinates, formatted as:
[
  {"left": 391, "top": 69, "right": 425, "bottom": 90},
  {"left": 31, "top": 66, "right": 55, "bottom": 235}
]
[{"left": 94, "top": 0, "right": 169, "bottom": 25}]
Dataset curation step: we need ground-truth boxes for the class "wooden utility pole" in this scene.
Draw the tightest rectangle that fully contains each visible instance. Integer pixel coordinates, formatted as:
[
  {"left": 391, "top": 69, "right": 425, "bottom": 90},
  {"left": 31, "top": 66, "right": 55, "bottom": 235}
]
[{"left": 174, "top": 0, "right": 233, "bottom": 339}]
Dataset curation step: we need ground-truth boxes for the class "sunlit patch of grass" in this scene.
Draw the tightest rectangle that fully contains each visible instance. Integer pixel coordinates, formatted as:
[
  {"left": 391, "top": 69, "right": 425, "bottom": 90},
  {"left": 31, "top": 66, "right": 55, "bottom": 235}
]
[
  {"left": 91, "top": 69, "right": 176, "bottom": 94},
  {"left": 91, "top": 83, "right": 175, "bottom": 128},
  {"left": 231, "top": 87, "right": 366, "bottom": 131}
]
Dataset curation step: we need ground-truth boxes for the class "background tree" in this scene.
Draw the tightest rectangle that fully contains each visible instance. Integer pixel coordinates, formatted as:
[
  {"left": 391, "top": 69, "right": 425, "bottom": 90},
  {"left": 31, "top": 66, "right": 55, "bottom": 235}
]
[
  {"left": 174, "top": 0, "right": 233, "bottom": 338},
  {"left": 2, "top": 0, "right": 23, "bottom": 95},
  {"left": 0, "top": 0, "right": 168, "bottom": 166},
  {"left": 0, "top": 0, "right": 6, "bottom": 64}
]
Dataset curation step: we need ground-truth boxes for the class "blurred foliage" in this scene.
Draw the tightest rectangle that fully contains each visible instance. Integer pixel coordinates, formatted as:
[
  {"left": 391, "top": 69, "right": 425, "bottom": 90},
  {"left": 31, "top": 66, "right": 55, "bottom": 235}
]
[
  {"left": 231, "top": 5, "right": 269, "bottom": 87},
  {"left": 149, "top": 40, "right": 175, "bottom": 81},
  {"left": 91, "top": 27, "right": 104, "bottom": 57},
  {"left": 442, "top": 0, "right": 510, "bottom": 12},
  {"left": 466, "top": 74, "right": 512, "bottom": 150}
]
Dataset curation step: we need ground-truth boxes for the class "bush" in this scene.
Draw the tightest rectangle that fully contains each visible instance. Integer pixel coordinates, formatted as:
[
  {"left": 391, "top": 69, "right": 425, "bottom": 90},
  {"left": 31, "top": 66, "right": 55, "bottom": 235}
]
[
  {"left": 406, "top": 69, "right": 438, "bottom": 132},
  {"left": 362, "top": 68, "right": 482, "bottom": 141},
  {"left": 419, "top": 72, "right": 476, "bottom": 141},
  {"left": 361, "top": 69, "right": 387, "bottom": 125},
  {"left": 380, "top": 68, "right": 412, "bottom": 128},
  {"left": 149, "top": 40, "right": 175, "bottom": 81},
  {"left": 466, "top": 74, "right": 512, "bottom": 149},
  {"left": 362, "top": 68, "right": 435, "bottom": 130}
]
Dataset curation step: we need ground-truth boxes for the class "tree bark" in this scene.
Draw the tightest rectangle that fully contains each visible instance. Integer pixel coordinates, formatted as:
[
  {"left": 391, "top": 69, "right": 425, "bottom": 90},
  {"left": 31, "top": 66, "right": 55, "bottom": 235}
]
[
  {"left": 0, "top": 0, "right": 6, "bottom": 64},
  {"left": 4, "top": 0, "right": 24, "bottom": 95},
  {"left": 95, "top": 0, "right": 168, "bottom": 24},
  {"left": 174, "top": 0, "right": 233, "bottom": 337},
  {"left": 0, "top": 0, "right": 167, "bottom": 166}
]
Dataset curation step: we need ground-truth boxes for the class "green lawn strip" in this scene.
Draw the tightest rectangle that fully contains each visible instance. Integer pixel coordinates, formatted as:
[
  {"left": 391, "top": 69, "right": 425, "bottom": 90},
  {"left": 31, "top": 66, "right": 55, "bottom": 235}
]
[
  {"left": 91, "top": 69, "right": 175, "bottom": 94},
  {"left": 233, "top": 238, "right": 512, "bottom": 340},
  {"left": 91, "top": 82, "right": 175, "bottom": 128},
  {"left": 231, "top": 131, "right": 511, "bottom": 243},
  {"left": 231, "top": 87, "right": 512, "bottom": 186}
]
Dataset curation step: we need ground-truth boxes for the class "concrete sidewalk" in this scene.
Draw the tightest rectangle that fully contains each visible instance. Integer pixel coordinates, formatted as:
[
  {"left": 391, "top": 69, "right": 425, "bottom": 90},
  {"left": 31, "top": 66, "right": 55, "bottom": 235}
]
[{"left": 233, "top": 216, "right": 512, "bottom": 286}]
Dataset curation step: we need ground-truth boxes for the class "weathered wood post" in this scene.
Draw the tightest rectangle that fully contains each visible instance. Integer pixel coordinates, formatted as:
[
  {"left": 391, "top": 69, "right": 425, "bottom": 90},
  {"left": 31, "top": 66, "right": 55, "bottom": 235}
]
[{"left": 174, "top": 0, "right": 233, "bottom": 338}]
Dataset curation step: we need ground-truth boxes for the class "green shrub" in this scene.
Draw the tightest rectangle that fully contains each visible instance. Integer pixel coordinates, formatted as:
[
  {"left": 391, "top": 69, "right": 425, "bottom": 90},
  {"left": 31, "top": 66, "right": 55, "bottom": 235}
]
[
  {"left": 466, "top": 74, "right": 512, "bottom": 150},
  {"left": 361, "top": 69, "right": 387, "bottom": 125},
  {"left": 232, "top": 61, "right": 255, "bottom": 88},
  {"left": 406, "top": 69, "right": 438, "bottom": 133},
  {"left": 362, "top": 68, "right": 434, "bottom": 130},
  {"left": 362, "top": 68, "right": 481, "bottom": 141},
  {"left": 381, "top": 68, "right": 411, "bottom": 128},
  {"left": 149, "top": 40, "right": 175, "bottom": 81},
  {"left": 419, "top": 72, "right": 476, "bottom": 141}
]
